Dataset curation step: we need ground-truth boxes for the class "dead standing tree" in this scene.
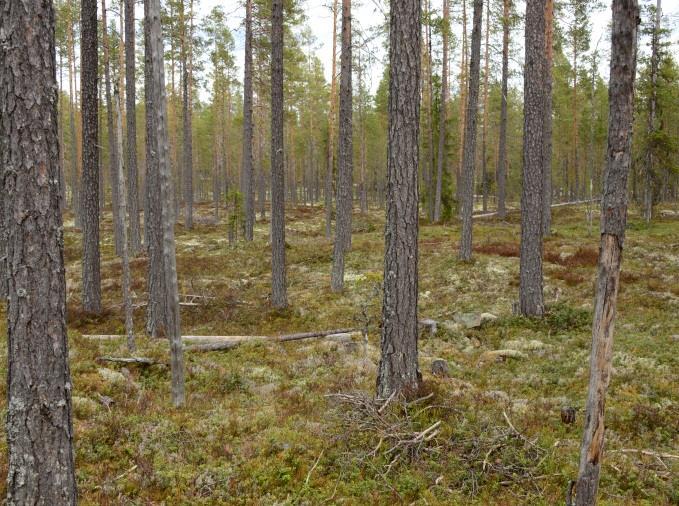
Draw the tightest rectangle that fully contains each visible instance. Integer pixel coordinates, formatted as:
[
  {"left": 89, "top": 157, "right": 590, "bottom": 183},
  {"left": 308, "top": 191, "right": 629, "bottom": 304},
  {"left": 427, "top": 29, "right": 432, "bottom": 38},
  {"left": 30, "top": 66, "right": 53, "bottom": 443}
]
[{"left": 573, "top": 0, "right": 640, "bottom": 503}]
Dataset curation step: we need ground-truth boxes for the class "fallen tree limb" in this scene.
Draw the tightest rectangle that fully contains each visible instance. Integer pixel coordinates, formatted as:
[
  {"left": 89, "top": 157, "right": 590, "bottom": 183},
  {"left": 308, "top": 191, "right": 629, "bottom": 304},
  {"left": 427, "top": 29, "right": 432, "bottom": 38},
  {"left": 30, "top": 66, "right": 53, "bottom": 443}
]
[
  {"left": 97, "top": 356, "right": 165, "bottom": 366},
  {"left": 185, "top": 328, "right": 360, "bottom": 352},
  {"left": 473, "top": 199, "right": 601, "bottom": 220}
]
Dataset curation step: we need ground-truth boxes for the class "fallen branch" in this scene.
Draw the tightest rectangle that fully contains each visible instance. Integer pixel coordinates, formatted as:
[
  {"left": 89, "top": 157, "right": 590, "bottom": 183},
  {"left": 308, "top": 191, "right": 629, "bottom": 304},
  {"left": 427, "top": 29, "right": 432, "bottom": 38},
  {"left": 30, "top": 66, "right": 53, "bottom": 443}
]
[
  {"left": 97, "top": 356, "right": 165, "bottom": 366},
  {"left": 612, "top": 449, "right": 679, "bottom": 460},
  {"left": 473, "top": 199, "right": 601, "bottom": 220},
  {"left": 185, "top": 328, "right": 359, "bottom": 352}
]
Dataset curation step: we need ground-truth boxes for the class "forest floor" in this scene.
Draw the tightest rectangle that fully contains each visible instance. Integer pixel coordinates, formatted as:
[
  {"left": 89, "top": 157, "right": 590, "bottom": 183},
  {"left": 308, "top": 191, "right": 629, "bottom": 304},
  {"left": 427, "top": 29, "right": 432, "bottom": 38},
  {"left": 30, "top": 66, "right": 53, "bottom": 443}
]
[{"left": 0, "top": 202, "right": 678, "bottom": 505}]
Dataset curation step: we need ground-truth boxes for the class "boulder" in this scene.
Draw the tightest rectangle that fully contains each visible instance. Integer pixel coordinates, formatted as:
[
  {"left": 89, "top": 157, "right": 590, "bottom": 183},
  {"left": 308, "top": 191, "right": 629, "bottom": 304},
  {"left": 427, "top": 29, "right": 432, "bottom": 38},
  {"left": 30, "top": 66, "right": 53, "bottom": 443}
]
[
  {"left": 431, "top": 359, "right": 449, "bottom": 377},
  {"left": 454, "top": 312, "right": 498, "bottom": 329}
]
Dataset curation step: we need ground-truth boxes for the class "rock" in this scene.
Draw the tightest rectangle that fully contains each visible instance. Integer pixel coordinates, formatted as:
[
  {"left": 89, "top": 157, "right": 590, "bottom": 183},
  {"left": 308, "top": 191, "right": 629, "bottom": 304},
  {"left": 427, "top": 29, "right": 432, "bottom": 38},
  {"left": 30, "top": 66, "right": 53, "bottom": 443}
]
[
  {"left": 480, "top": 313, "right": 498, "bottom": 324},
  {"left": 671, "top": 335, "right": 679, "bottom": 342},
  {"left": 431, "top": 359, "right": 449, "bottom": 377},
  {"left": 478, "top": 349, "right": 527, "bottom": 364},
  {"left": 454, "top": 312, "right": 483, "bottom": 329},
  {"left": 418, "top": 318, "right": 438, "bottom": 337}
]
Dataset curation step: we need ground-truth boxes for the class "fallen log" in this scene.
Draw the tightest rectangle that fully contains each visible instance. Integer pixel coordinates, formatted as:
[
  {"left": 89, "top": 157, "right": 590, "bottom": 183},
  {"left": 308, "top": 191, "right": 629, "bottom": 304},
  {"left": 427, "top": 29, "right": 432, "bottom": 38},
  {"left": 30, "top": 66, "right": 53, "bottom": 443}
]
[
  {"left": 97, "top": 356, "right": 165, "bottom": 366},
  {"left": 184, "top": 328, "right": 360, "bottom": 352},
  {"left": 472, "top": 199, "right": 601, "bottom": 220}
]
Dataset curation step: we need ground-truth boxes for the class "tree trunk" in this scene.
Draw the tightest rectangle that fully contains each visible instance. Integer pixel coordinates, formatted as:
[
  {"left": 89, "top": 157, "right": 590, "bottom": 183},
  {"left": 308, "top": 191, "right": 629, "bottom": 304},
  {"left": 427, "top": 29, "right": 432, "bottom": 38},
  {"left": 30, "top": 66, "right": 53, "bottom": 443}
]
[
  {"left": 181, "top": 0, "right": 194, "bottom": 229},
  {"left": 81, "top": 0, "right": 102, "bottom": 314},
  {"left": 481, "top": 0, "right": 490, "bottom": 213},
  {"left": 147, "top": 0, "right": 185, "bottom": 405},
  {"left": 425, "top": 0, "right": 436, "bottom": 221},
  {"left": 102, "top": 0, "right": 124, "bottom": 256},
  {"left": 644, "top": 0, "right": 661, "bottom": 223},
  {"left": 542, "top": 0, "right": 554, "bottom": 235},
  {"left": 575, "top": 1, "right": 639, "bottom": 502},
  {"left": 325, "top": 0, "right": 339, "bottom": 238},
  {"left": 271, "top": 0, "right": 288, "bottom": 309},
  {"left": 125, "top": 0, "right": 141, "bottom": 253},
  {"left": 67, "top": 7, "right": 80, "bottom": 223},
  {"left": 519, "top": 0, "right": 546, "bottom": 317},
  {"left": 496, "top": 0, "right": 510, "bottom": 219},
  {"left": 115, "top": 89, "right": 136, "bottom": 352},
  {"left": 376, "top": 0, "right": 421, "bottom": 400},
  {"left": 144, "top": 0, "right": 166, "bottom": 338},
  {"left": 358, "top": 51, "right": 368, "bottom": 214},
  {"left": 242, "top": 0, "right": 255, "bottom": 240},
  {"left": 458, "top": 0, "right": 483, "bottom": 261},
  {"left": 0, "top": 0, "right": 78, "bottom": 499},
  {"left": 456, "top": 0, "right": 468, "bottom": 209},
  {"left": 433, "top": 0, "right": 449, "bottom": 223},
  {"left": 331, "top": 0, "right": 353, "bottom": 292}
]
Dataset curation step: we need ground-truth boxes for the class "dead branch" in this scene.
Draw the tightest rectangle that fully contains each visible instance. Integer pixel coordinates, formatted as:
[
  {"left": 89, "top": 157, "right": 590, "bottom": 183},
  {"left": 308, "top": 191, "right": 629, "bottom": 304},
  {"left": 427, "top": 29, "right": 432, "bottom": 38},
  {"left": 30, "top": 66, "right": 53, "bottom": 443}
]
[{"left": 97, "top": 356, "right": 165, "bottom": 366}]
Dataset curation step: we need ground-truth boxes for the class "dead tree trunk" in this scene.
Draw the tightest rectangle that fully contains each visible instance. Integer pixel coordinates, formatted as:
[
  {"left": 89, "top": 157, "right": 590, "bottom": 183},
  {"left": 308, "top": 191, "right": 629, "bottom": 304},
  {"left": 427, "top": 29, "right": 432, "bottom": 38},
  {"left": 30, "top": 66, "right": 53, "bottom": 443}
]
[
  {"left": 459, "top": 0, "right": 483, "bottom": 261},
  {"left": 331, "top": 0, "right": 353, "bottom": 292},
  {"left": 377, "top": 0, "right": 421, "bottom": 399},
  {"left": 574, "top": 0, "right": 639, "bottom": 502},
  {"left": 0, "top": 0, "right": 78, "bottom": 499},
  {"left": 147, "top": 0, "right": 185, "bottom": 405}
]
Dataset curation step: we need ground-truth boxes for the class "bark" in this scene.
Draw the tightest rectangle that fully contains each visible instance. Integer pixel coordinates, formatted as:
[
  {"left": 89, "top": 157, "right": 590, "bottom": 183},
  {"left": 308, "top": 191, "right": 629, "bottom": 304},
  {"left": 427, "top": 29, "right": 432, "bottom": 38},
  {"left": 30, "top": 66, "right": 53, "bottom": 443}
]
[
  {"left": 271, "top": 0, "right": 288, "bottom": 308},
  {"left": 144, "top": 0, "right": 166, "bottom": 338},
  {"left": 0, "top": 0, "right": 78, "bottom": 499},
  {"left": 182, "top": 0, "right": 194, "bottom": 230},
  {"left": 115, "top": 89, "right": 136, "bottom": 352},
  {"left": 147, "top": 0, "right": 185, "bottom": 405},
  {"left": 575, "top": 1, "right": 639, "bottom": 502},
  {"left": 331, "top": 0, "right": 353, "bottom": 292},
  {"left": 67, "top": 7, "right": 80, "bottom": 221},
  {"left": 325, "top": 0, "right": 339, "bottom": 238},
  {"left": 643, "top": 0, "right": 660, "bottom": 223},
  {"left": 102, "top": 0, "right": 124, "bottom": 256},
  {"left": 81, "top": 0, "right": 102, "bottom": 314},
  {"left": 433, "top": 0, "right": 449, "bottom": 223},
  {"left": 376, "top": 0, "right": 421, "bottom": 399},
  {"left": 542, "top": 0, "right": 554, "bottom": 235},
  {"left": 456, "top": 0, "right": 468, "bottom": 208},
  {"left": 186, "top": 328, "right": 359, "bottom": 352},
  {"left": 519, "top": 0, "right": 546, "bottom": 317},
  {"left": 125, "top": 0, "right": 141, "bottom": 253},
  {"left": 496, "top": 0, "right": 510, "bottom": 219},
  {"left": 425, "top": 0, "right": 436, "bottom": 221},
  {"left": 358, "top": 52, "right": 368, "bottom": 214},
  {"left": 243, "top": 0, "right": 255, "bottom": 240},
  {"left": 481, "top": 0, "right": 490, "bottom": 212},
  {"left": 459, "top": 0, "right": 483, "bottom": 261}
]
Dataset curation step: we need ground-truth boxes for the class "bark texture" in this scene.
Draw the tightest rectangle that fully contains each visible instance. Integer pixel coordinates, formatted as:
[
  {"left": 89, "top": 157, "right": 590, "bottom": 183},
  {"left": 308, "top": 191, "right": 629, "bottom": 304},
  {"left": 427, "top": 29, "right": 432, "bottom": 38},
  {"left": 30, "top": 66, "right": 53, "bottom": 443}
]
[
  {"left": 542, "top": 0, "right": 554, "bottom": 235},
  {"left": 325, "top": 0, "right": 339, "bottom": 238},
  {"left": 242, "top": 0, "right": 255, "bottom": 241},
  {"left": 433, "top": 0, "right": 448, "bottom": 223},
  {"left": 270, "top": 0, "right": 288, "bottom": 308},
  {"left": 575, "top": 1, "right": 639, "bottom": 502},
  {"left": 0, "top": 0, "right": 78, "bottom": 500},
  {"left": 377, "top": 0, "right": 421, "bottom": 400},
  {"left": 519, "top": 0, "right": 546, "bottom": 317},
  {"left": 125, "top": 0, "right": 141, "bottom": 253},
  {"left": 496, "top": 0, "right": 510, "bottom": 219},
  {"left": 331, "top": 0, "right": 353, "bottom": 292},
  {"left": 81, "top": 0, "right": 102, "bottom": 313},
  {"left": 458, "top": 0, "right": 483, "bottom": 261}
]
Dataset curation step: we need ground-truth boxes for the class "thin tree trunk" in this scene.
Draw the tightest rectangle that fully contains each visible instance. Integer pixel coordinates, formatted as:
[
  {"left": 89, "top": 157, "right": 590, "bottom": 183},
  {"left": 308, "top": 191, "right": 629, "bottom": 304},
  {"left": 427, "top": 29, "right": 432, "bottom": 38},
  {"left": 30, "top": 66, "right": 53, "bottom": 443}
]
[
  {"left": 325, "top": 0, "right": 339, "bottom": 238},
  {"left": 147, "top": 0, "right": 185, "bottom": 405},
  {"left": 115, "top": 89, "right": 136, "bottom": 352},
  {"left": 67, "top": 7, "right": 80, "bottom": 221},
  {"left": 575, "top": 1, "right": 639, "bottom": 501},
  {"left": 496, "top": 0, "right": 510, "bottom": 219},
  {"left": 271, "top": 0, "right": 288, "bottom": 308},
  {"left": 81, "top": 0, "right": 102, "bottom": 314},
  {"left": 181, "top": 0, "right": 194, "bottom": 229},
  {"left": 458, "top": 0, "right": 483, "bottom": 261},
  {"left": 434, "top": 0, "right": 449, "bottom": 223},
  {"left": 481, "top": 0, "right": 490, "bottom": 212},
  {"left": 425, "top": 0, "right": 436, "bottom": 221},
  {"left": 0, "top": 0, "right": 78, "bottom": 499},
  {"left": 358, "top": 51, "right": 368, "bottom": 214},
  {"left": 125, "top": 0, "right": 141, "bottom": 253},
  {"left": 243, "top": 0, "right": 255, "bottom": 240},
  {"left": 542, "top": 0, "right": 554, "bottom": 235},
  {"left": 376, "top": 0, "right": 421, "bottom": 399},
  {"left": 331, "top": 0, "right": 353, "bottom": 292},
  {"left": 457, "top": 0, "right": 468, "bottom": 208},
  {"left": 519, "top": 0, "right": 546, "bottom": 317},
  {"left": 644, "top": 0, "right": 661, "bottom": 223}
]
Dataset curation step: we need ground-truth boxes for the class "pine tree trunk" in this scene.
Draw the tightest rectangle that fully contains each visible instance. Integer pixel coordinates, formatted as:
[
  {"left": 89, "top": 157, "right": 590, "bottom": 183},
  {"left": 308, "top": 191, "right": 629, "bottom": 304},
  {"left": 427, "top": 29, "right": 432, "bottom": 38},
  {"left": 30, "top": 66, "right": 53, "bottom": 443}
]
[
  {"left": 575, "top": 1, "right": 639, "bottom": 502},
  {"left": 67, "top": 9, "right": 80, "bottom": 222},
  {"left": 181, "top": 0, "right": 194, "bottom": 230},
  {"left": 243, "top": 0, "right": 255, "bottom": 240},
  {"left": 147, "top": 0, "right": 185, "bottom": 405},
  {"left": 456, "top": 0, "right": 468, "bottom": 209},
  {"left": 496, "top": 0, "right": 510, "bottom": 219},
  {"left": 102, "top": 0, "right": 124, "bottom": 256},
  {"left": 271, "top": 0, "right": 288, "bottom": 309},
  {"left": 481, "top": 0, "right": 490, "bottom": 213},
  {"left": 144, "top": 0, "right": 166, "bottom": 338},
  {"left": 81, "top": 0, "right": 102, "bottom": 314},
  {"left": 377, "top": 0, "right": 421, "bottom": 400},
  {"left": 331, "top": 0, "right": 353, "bottom": 292},
  {"left": 434, "top": 0, "right": 448, "bottom": 223},
  {"left": 0, "top": 0, "right": 78, "bottom": 499},
  {"left": 325, "top": 0, "right": 339, "bottom": 238},
  {"left": 644, "top": 0, "right": 661, "bottom": 223},
  {"left": 519, "top": 0, "right": 546, "bottom": 317},
  {"left": 458, "top": 0, "right": 483, "bottom": 261},
  {"left": 542, "top": 0, "right": 554, "bottom": 235},
  {"left": 115, "top": 89, "right": 136, "bottom": 352},
  {"left": 425, "top": 0, "right": 436, "bottom": 221},
  {"left": 125, "top": 0, "right": 141, "bottom": 253}
]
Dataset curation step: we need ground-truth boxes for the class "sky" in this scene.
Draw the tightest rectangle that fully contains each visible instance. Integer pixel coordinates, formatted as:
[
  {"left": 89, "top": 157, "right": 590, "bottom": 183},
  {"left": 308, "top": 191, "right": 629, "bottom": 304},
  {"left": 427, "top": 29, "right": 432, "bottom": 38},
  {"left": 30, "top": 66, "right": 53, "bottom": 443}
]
[{"left": 192, "top": 0, "right": 679, "bottom": 98}]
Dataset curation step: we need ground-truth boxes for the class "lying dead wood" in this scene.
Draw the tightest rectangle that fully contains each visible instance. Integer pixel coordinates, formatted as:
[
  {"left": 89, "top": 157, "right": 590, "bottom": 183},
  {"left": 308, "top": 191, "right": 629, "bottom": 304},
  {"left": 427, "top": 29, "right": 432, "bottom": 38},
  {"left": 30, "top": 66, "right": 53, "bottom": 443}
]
[
  {"left": 97, "top": 356, "right": 165, "bottom": 366},
  {"left": 473, "top": 199, "right": 601, "bottom": 220},
  {"left": 185, "top": 328, "right": 359, "bottom": 352}
]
